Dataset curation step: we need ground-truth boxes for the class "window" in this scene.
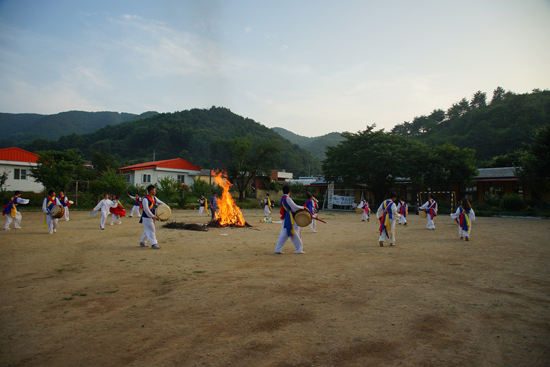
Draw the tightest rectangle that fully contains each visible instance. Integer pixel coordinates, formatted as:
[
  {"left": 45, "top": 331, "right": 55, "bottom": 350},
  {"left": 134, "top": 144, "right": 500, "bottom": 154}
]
[
  {"left": 177, "top": 175, "right": 185, "bottom": 183},
  {"left": 142, "top": 174, "right": 151, "bottom": 183},
  {"left": 14, "top": 169, "right": 27, "bottom": 180}
]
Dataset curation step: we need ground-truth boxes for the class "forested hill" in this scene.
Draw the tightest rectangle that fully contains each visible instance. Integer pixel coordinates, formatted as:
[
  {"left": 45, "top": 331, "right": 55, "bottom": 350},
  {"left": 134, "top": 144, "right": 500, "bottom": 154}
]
[
  {"left": 272, "top": 127, "right": 344, "bottom": 161},
  {"left": 22, "top": 107, "right": 321, "bottom": 177},
  {"left": 391, "top": 88, "right": 550, "bottom": 162},
  {"left": 0, "top": 110, "right": 158, "bottom": 145}
]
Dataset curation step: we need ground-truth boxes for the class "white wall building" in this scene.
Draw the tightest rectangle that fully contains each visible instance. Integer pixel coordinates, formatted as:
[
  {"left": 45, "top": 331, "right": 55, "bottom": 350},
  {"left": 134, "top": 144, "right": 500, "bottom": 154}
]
[
  {"left": 0, "top": 147, "right": 45, "bottom": 193},
  {"left": 118, "top": 158, "right": 202, "bottom": 187}
]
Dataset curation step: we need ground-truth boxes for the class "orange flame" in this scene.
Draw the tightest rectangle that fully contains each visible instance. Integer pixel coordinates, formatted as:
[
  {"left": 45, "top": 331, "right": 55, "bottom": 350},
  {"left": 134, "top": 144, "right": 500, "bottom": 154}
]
[{"left": 212, "top": 171, "right": 247, "bottom": 227}]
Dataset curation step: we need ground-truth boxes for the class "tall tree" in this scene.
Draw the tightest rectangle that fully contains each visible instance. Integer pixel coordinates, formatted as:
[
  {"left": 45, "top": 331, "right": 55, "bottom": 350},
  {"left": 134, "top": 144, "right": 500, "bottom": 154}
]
[
  {"left": 30, "top": 149, "right": 83, "bottom": 191},
  {"left": 470, "top": 90, "right": 487, "bottom": 109},
  {"left": 517, "top": 123, "right": 550, "bottom": 200},
  {"left": 211, "top": 137, "right": 281, "bottom": 202},
  {"left": 491, "top": 86, "right": 506, "bottom": 104},
  {"left": 323, "top": 126, "right": 424, "bottom": 205}
]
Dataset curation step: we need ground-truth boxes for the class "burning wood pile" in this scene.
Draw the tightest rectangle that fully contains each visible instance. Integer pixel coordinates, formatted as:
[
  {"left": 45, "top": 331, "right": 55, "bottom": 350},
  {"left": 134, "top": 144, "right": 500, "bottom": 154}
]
[{"left": 208, "top": 171, "right": 251, "bottom": 228}]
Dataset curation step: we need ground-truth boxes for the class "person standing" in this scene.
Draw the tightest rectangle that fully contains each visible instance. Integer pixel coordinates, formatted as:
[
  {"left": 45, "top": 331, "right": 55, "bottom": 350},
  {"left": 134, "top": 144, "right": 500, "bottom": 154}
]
[
  {"left": 42, "top": 189, "right": 62, "bottom": 234},
  {"left": 450, "top": 198, "right": 476, "bottom": 241},
  {"left": 139, "top": 185, "right": 167, "bottom": 249},
  {"left": 3, "top": 191, "right": 29, "bottom": 230},
  {"left": 209, "top": 192, "right": 218, "bottom": 220},
  {"left": 419, "top": 194, "right": 438, "bottom": 230},
  {"left": 109, "top": 194, "right": 126, "bottom": 225},
  {"left": 274, "top": 185, "right": 306, "bottom": 254},
  {"left": 359, "top": 197, "right": 370, "bottom": 222},
  {"left": 263, "top": 193, "right": 272, "bottom": 218},
  {"left": 397, "top": 198, "right": 408, "bottom": 226},
  {"left": 92, "top": 193, "right": 117, "bottom": 230},
  {"left": 58, "top": 190, "right": 71, "bottom": 221},
  {"left": 198, "top": 194, "right": 208, "bottom": 216},
  {"left": 305, "top": 192, "right": 318, "bottom": 233},
  {"left": 376, "top": 192, "right": 401, "bottom": 247},
  {"left": 127, "top": 193, "right": 142, "bottom": 218}
]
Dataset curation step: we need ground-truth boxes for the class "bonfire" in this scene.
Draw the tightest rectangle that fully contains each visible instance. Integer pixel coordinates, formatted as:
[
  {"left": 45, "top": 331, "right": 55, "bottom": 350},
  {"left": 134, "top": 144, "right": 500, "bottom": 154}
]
[{"left": 208, "top": 171, "right": 251, "bottom": 228}]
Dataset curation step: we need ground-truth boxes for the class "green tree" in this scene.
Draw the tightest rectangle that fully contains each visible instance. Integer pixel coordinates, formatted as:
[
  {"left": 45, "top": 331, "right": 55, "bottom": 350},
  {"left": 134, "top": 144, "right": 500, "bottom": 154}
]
[
  {"left": 30, "top": 149, "right": 83, "bottom": 191},
  {"left": 415, "top": 143, "right": 478, "bottom": 190},
  {"left": 0, "top": 169, "right": 10, "bottom": 190},
  {"left": 90, "top": 168, "right": 128, "bottom": 198},
  {"left": 470, "top": 90, "right": 487, "bottom": 109},
  {"left": 211, "top": 137, "right": 281, "bottom": 202},
  {"left": 191, "top": 178, "right": 215, "bottom": 198},
  {"left": 156, "top": 176, "right": 180, "bottom": 202},
  {"left": 323, "top": 126, "right": 424, "bottom": 205},
  {"left": 517, "top": 123, "right": 550, "bottom": 200}
]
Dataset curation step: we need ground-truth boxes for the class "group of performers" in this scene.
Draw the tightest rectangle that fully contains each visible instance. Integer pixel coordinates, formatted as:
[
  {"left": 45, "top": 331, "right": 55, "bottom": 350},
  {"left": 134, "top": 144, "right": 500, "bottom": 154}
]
[
  {"left": 4, "top": 186, "right": 476, "bottom": 252},
  {"left": 374, "top": 193, "right": 476, "bottom": 246}
]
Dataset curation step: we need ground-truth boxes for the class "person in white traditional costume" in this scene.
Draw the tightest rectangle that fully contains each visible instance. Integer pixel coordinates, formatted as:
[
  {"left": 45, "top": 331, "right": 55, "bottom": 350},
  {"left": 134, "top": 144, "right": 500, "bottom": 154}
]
[
  {"left": 92, "top": 193, "right": 117, "bottom": 230},
  {"left": 376, "top": 192, "right": 401, "bottom": 247},
  {"left": 198, "top": 194, "right": 208, "bottom": 216},
  {"left": 42, "top": 189, "right": 62, "bottom": 234},
  {"left": 139, "top": 185, "right": 167, "bottom": 250},
  {"left": 358, "top": 197, "right": 370, "bottom": 222},
  {"left": 274, "top": 185, "right": 306, "bottom": 254},
  {"left": 397, "top": 198, "right": 408, "bottom": 226},
  {"left": 419, "top": 194, "right": 438, "bottom": 230},
  {"left": 263, "top": 193, "right": 272, "bottom": 217},
  {"left": 58, "top": 190, "right": 71, "bottom": 221},
  {"left": 450, "top": 198, "right": 476, "bottom": 241},
  {"left": 3, "top": 191, "right": 29, "bottom": 230},
  {"left": 304, "top": 192, "right": 318, "bottom": 233},
  {"left": 128, "top": 193, "right": 142, "bottom": 218}
]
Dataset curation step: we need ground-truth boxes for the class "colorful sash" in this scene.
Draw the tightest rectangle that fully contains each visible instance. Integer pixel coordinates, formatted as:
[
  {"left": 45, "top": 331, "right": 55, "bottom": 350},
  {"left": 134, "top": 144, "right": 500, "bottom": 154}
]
[
  {"left": 361, "top": 199, "right": 370, "bottom": 215},
  {"left": 2, "top": 197, "right": 18, "bottom": 217},
  {"left": 458, "top": 206, "right": 471, "bottom": 233},
  {"left": 59, "top": 194, "right": 70, "bottom": 207},
  {"left": 44, "top": 196, "right": 56, "bottom": 229},
  {"left": 280, "top": 195, "right": 295, "bottom": 237},
  {"left": 134, "top": 197, "right": 143, "bottom": 209},
  {"left": 305, "top": 199, "right": 315, "bottom": 215},
  {"left": 139, "top": 195, "right": 156, "bottom": 223},
  {"left": 378, "top": 199, "right": 394, "bottom": 238},
  {"left": 266, "top": 197, "right": 272, "bottom": 208},
  {"left": 399, "top": 201, "right": 408, "bottom": 216},
  {"left": 428, "top": 199, "right": 437, "bottom": 218},
  {"left": 110, "top": 200, "right": 126, "bottom": 217},
  {"left": 46, "top": 196, "right": 56, "bottom": 212}
]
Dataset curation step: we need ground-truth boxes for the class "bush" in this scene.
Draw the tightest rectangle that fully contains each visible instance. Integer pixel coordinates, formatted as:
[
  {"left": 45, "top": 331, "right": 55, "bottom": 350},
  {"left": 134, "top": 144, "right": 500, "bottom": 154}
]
[{"left": 500, "top": 194, "right": 525, "bottom": 211}]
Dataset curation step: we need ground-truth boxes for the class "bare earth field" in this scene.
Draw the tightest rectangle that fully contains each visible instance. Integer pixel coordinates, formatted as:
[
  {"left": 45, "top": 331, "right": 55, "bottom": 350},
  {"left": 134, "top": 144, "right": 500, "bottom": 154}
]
[{"left": 1, "top": 209, "right": 549, "bottom": 367}]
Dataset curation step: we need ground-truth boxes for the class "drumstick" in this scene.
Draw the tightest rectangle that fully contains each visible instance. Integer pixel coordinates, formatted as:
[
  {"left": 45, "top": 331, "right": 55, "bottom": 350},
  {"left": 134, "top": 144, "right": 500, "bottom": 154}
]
[{"left": 313, "top": 217, "right": 326, "bottom": 224}]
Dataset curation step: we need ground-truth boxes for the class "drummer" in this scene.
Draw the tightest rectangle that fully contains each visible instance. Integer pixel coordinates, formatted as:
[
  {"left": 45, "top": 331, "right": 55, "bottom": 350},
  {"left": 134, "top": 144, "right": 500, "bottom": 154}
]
[
  {"left": 42, "top": 189, "right": 62, "bottom": 234},
  {"left": 304, "top": 192, "right": 317, "bottom": 233},
  {"left": 140, "top": 185, "right": 167, "bottom": 250},
  {"left": 58, "top": 190, "right": 71, "bottom": 221},
  {"left": 274, "top": 185, "right": 306, "bottom": 254}
]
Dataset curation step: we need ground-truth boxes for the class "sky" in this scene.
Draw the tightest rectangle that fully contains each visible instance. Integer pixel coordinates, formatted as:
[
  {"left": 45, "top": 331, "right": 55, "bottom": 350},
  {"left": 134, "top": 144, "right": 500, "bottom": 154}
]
[{"left": 0, "top": 0, "right": 549, "bottom": 137}]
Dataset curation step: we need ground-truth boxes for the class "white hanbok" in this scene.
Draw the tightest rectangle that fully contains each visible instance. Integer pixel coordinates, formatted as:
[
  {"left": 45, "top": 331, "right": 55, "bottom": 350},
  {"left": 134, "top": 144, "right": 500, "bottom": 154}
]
[
  {"left": 93, "top": 199, "right": 117, "bottom": 229},
  {"left": 450, "top": 207, "right": 476, "bottom": 239},
  {"left": 274, "top": 195, "right": 304, "bottom": 254},
  {"left": 3, "top": 197, "right": 29, "bottom": 229},
  {"left": 419, "top": 200, "right": 438, "bottom": 229},
  {"left": 376, "top": 199, "right": 401, "bottom": 245},
  {"left": 129, "top": 196, "right": 142, "bottom": 218},
  {"left": 42, "top": 197, "right": 62, "bottom": 234},
  {"left": 140, "top": 196, "right": 167, "bottom": 246}
]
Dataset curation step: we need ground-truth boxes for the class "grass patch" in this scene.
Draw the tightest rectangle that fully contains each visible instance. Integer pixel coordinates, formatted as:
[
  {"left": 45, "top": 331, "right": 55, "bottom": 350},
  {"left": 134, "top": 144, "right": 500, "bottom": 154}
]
[{"left": 193, "top": 270, "right": 206, "bottom": 274}]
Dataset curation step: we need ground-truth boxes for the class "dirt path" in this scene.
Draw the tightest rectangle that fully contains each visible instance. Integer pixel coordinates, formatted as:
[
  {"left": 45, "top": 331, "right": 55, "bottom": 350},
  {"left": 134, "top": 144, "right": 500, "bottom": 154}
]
[{"left": 1, "top": 209, "right": 549, "bottom": 366}]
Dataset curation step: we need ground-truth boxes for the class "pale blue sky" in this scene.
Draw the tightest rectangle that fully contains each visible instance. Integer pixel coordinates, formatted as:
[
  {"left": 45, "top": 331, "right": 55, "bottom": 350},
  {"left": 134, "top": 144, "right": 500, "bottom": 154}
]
[{"left": 1, "top": 0, "right": 549, "bottom": 136}]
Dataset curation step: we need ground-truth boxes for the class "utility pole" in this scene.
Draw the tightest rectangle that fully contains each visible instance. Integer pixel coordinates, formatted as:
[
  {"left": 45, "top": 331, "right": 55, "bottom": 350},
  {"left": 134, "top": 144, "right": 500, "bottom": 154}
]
[{"left": 153, "top": 149, "right": 156, "bottom": 162}]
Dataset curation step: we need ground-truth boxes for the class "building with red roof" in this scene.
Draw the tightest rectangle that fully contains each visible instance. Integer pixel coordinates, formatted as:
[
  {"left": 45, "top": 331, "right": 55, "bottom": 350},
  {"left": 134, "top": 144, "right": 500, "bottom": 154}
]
[
  {"left": 0, "top": 147, "right": 45, "bottom": 192},
  {"left": 118, "top": 158, "right": 202, "bottom": 187}
]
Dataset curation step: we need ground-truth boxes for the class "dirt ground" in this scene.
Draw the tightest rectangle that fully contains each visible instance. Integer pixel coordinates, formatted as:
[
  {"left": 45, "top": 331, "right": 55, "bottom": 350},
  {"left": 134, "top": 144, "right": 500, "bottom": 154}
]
[{"left": 1, "top": 208, "right": 549, "bottom": 367}]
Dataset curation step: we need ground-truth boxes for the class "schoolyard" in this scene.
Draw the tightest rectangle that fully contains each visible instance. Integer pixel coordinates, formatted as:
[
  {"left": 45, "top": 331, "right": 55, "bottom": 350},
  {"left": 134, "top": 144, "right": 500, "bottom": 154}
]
[{"left": 1, "top": 209, "right": 549, "bottom": 366}]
